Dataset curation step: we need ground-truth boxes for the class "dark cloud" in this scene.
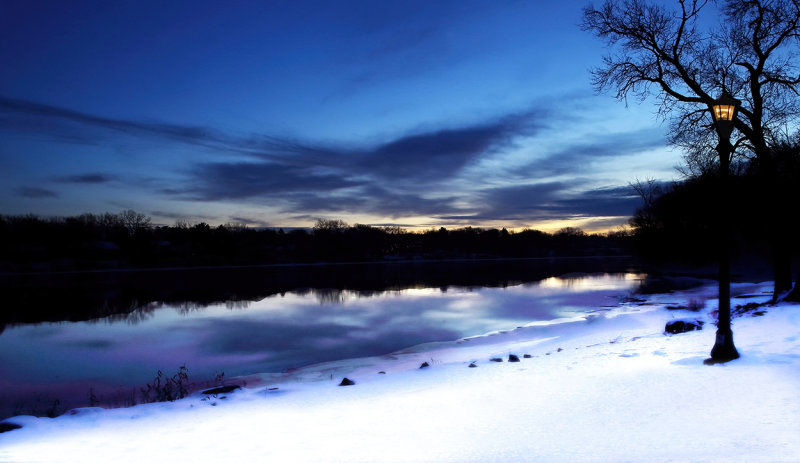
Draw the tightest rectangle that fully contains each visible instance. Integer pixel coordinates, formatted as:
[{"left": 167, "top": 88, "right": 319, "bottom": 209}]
[
  {"left": 287, "top": 185, "right": 462, "bottom": 218},
  {"left": 444, "top": 183, "right": 639, "bottom": 224},
  {"left": 1, "top": 95, "right": 542, "bottom": 186},
  {"left": 478, "top": 182, "right": 568, "bottom": 220},
  {"left": 16, "top": 186, "right": 58, "bottom": 198},
  {"left": 182, "top": 161, "right": 364, "bottom": 201},
  {"left": 0, "top": 96, "right": 295, "bottom": 163},
  {"left": 360, "top": 113, "right": 540, "bottom": 181},
  {"left": 549, "top": 186, "right": 640, "bottom": 217},
  {"left": 55, "top": 173, "right": 116, "bottom": 184},
  {"left": 1, "top": 96, "right": 211, "bottom": 142},
  {"left": 2, "top": 96, "right": 649, "bottom": 226},
  {"left": 156, "top": 110, "right": 545, "bottom": 220},
  {"left": 516, "top": 128, "right": 666, "bottom": 180}
]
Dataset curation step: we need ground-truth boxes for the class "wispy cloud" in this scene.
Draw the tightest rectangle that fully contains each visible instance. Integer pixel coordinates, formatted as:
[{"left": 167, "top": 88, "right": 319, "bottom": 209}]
[
  {"left": 0, "top": 96, "right": 294, "bottom": 162},
  {"left": 1, "top": 96, "right": 214, "bottom": 143},
  {"left": 549, "top": 186, "right": 640, "bottom": 218},
  {"left": 183, "top": 162, "right": 364, "bottom": 201},
  {"left": 354, "top": 111, "right": 544, "bottom": 183},
  {"left": 1, "top": 96, "right": 650, "bottom": 228},
  {"left": 439, "top": 183, "right": 640, "bottom": 224},
  {"left": 289, "top": 185, "right": 464, "bottom": 219},
  {"left": 54, "top": 173, "right": 116, "bottom": 184},
  {"left": 512, "top": 128, "right": 667, "bottom": 181},
  {"left": 16, "top": 186, "right": 59, "bottom": 198}
]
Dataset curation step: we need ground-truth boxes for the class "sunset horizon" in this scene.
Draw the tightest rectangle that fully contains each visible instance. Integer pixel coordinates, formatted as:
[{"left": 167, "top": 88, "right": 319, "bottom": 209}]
[{"left": 1, "top": 1, "right": 677, "bottom": 232}]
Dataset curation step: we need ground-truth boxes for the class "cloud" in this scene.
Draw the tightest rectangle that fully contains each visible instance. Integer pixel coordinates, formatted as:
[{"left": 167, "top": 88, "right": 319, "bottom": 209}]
[
  {"left": 1, "top": 95, "right": 542, "bottom": 184},
  {"left": 548, "top": 186, "right": 640, "bottom": 217},
  {"left": 288, "top": 185, "right": 464, "bottom": 219},
  {"left": 356, "top": 112, "right": 542, "bottom": 182},
  {"left": 152, "top": 109, "right": 546, "bottom": 221},
  {"left": 16, "top": 186, "right": 59, "bottom": 198},
  {"left": 55, "top": 173, "right": 116, "bottom": 184},
  {"left": 189, "top": 307, "right": 461, "bottom": 368},
  {"left": 476, "top": 182, "right": 569, "bottom": 220},
  {"left": 441, "top": 183, "right": 639, "bottom": 224},
  {"left": 181, "top": 161, "right": 364, "bottom": 201},
  {"left": 1, "top": 96, "right": 210, "bottom": 142},
  {"left": 0, "top": 96, "right": 294, "bottom": 162},
  {"left": 1, "top": 96, "right": 649, "bottom": 227},
  {"left": 516, "top": 127, "right": 667, "bottom": 180}
]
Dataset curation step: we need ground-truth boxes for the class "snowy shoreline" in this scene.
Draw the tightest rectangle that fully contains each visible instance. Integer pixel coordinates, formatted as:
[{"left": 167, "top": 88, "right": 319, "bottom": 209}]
[{"left": 2, "top": 281, "right": 799, "bottom": 462}]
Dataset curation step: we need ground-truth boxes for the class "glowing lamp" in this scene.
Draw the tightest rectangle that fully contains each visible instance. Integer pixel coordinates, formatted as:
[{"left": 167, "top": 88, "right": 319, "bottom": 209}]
[
  {"left": 710, "top": 93, "right": 740, "bottom": 139},
  {"left": 712, "top": 104, "right": 736, "bottom": 121}
]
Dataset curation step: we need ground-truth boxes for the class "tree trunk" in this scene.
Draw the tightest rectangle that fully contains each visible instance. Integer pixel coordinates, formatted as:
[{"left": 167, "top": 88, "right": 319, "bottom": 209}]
[
  {"left": 757, "top": 151, "right": 794, "bottom": 301},
  {"left": 785, "top": 273, "right": 800, "bottom": 302},
  {"left": 772, "top": 234, "right": 793, "bottom": 298},
  {"left": 784, "top": 251, "right": 800, "bottom": 301}
]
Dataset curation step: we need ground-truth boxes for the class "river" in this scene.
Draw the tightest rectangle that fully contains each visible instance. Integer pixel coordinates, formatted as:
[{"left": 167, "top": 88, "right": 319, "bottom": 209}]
[{"left": 1, "top": 257, "right": 691, "bottom": 419}]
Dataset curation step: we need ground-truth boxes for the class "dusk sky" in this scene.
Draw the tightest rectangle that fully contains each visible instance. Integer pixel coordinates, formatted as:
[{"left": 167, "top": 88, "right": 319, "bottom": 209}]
[{"left": 1, "top": 0, "right": 680, "bottom": 232}]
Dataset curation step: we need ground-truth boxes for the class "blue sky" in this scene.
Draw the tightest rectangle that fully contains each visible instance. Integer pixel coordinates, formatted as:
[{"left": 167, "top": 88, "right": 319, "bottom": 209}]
[{"left": 0, "top": 0, "right": 680, "bottom": 232}]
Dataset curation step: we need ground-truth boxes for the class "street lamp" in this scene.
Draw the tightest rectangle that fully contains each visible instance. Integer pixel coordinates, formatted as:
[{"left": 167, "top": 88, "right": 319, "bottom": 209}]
[
  {"left": 707, "top": 92, "right": 740, "bottom": 363},
  {"left": 711, "top": 93, "right": 739, "bottom": 139}
]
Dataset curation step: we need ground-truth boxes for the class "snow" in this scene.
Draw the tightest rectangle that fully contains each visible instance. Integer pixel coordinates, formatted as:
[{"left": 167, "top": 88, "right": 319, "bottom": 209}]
[{"left": 1, "top": 281, "right": 799, "bottom": 462}]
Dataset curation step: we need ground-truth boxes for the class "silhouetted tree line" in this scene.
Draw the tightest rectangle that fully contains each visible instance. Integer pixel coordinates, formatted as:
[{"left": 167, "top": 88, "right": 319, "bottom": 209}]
[
  {"left": 0, "top": 212, "right": 632, "bottom": 273},
  {"left": 629, "top": 140, "right": 800, "bottom": 297}
]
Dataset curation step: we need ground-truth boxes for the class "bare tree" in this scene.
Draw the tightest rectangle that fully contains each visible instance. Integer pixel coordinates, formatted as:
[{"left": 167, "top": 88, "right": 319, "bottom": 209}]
[
  {"left": 583, "top": 0, "right": 800, "bottom": 294},
  {"left": 313, "top": 218, "right": 349, "bottom": 234},
  {"left": 118, "top": 209, "right": 151, "bottom": 236},
  {"left": 629, "top": 177, "right": 665, "bottom": 230}
]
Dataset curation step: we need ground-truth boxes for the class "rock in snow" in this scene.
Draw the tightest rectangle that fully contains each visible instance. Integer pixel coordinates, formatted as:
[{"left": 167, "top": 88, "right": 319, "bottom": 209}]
[
  {"left": 338, "top": 378, "right": 355, "bottom": 386},
  {"left": 664, "top": 319, "right": 704, "bottom": 334},
  {"left": 202, "top": 385, "right": 241, "bottom": 395}
]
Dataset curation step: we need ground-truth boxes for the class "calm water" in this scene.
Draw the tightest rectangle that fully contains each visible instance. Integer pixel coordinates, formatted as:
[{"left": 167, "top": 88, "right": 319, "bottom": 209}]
[{"left": 0, "top": 262, "right": 649, "bottom": 418}]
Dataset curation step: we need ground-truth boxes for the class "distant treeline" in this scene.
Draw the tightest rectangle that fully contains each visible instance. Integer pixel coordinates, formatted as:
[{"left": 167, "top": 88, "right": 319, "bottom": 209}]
[{"left": 0, "top": 213, "right": 633, "bottom": 272}]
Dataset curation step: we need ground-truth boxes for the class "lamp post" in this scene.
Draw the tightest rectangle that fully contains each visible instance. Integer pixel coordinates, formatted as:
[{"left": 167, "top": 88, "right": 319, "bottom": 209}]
[{"left": 707, "top": 92, "right": 740, "bottom": 363}]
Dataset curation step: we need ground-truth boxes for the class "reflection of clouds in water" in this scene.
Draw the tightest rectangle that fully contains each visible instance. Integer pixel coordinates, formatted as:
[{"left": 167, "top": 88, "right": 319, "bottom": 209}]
[
  {"left": 61, "top": 338, "right": 116, "bottom": 349},
  {"left": 198, "top": 319, "right": 353, "bottom": 354},
  {"left": 192, "top": 315, "right": 460, "bottom": 371},
  {"left": 538, "top": 273, "right": 645, "bottom": 291},
  {"left": 0, "top": 272, "right": 650, "bottom": 418},
  {"left": 217, "top": 278, "right": 644, "bottom": 355},
  {"left": 180, "top": 274, "right": 644, "bottom": 372}
]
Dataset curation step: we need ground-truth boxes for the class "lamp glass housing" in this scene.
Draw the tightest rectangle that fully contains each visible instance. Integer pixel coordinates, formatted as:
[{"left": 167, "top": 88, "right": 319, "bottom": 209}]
[{"left": 712, "top": 104, "right": 736, "bottom": 122}]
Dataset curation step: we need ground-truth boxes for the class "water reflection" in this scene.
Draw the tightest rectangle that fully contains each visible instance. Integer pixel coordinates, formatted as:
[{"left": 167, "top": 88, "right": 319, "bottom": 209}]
[
  {"left": 1, "top": 259, "right": 653, "bottom": 419},
  {"left": 2, "top": 257, "right": 639, "bottom": 328},
  {"left": 538, "top": 273, "right": 646, "bottom": 291}
]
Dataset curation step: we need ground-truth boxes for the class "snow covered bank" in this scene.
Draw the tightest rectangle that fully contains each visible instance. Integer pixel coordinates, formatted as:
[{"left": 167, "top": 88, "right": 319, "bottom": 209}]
[{"left": 1, "top": 281, "right": 799, "bottom": 462}]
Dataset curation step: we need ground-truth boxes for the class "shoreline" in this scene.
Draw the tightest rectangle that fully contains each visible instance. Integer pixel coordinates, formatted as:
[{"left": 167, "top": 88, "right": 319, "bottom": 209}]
[
  {"left": 2, "top": 281, "right": 799, "bottom": 461},
  {"left": 0, "top": 278, "right": 773, "bottom": 421}
]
